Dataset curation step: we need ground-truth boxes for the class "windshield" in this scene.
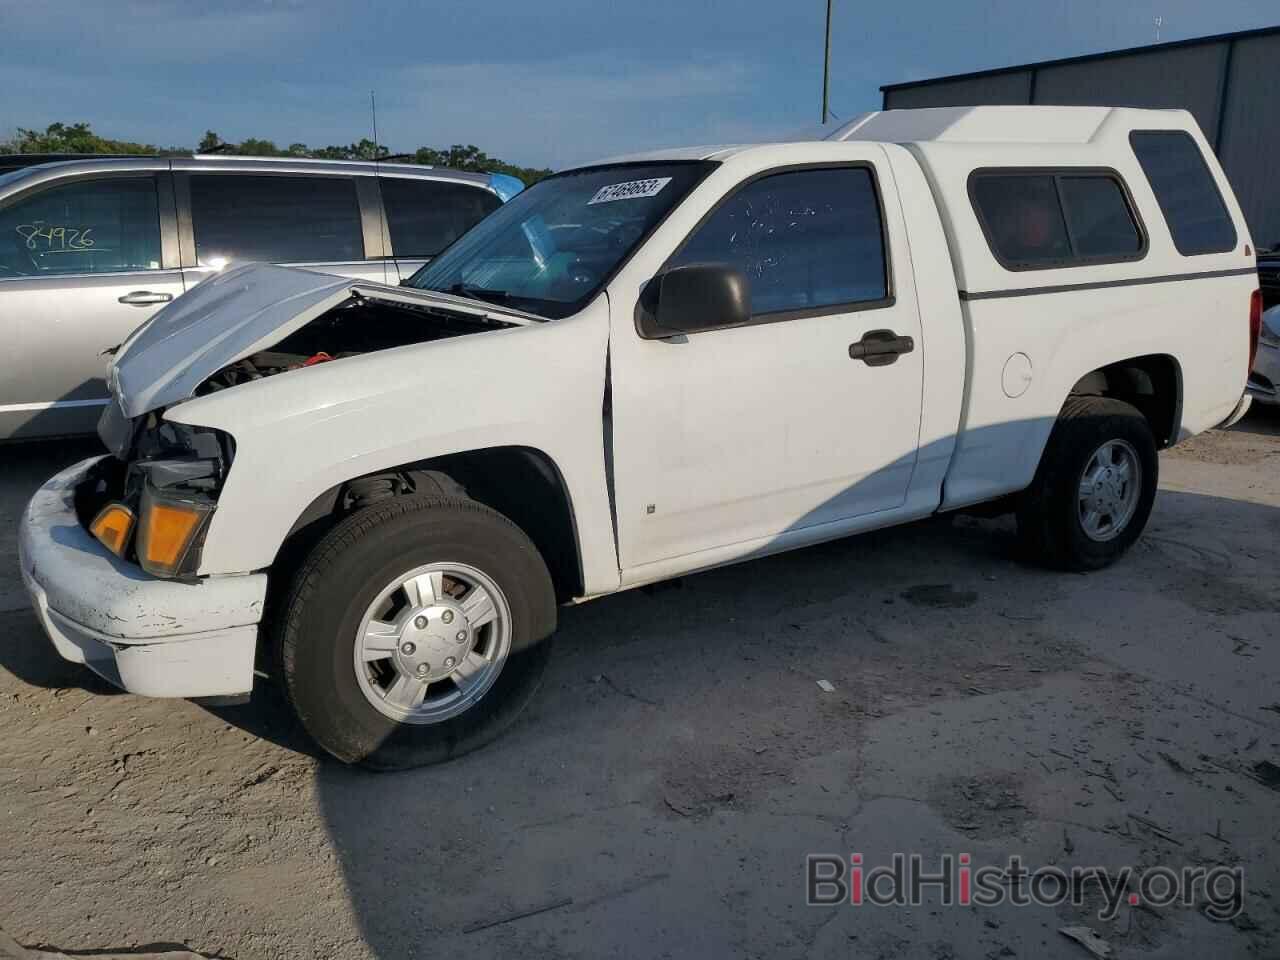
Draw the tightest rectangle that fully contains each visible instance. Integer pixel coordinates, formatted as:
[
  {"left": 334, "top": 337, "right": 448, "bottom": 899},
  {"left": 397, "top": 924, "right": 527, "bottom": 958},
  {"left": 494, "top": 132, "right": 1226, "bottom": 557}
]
[{"left": 408, "top": 161, "right": 714, "bottom": 319}]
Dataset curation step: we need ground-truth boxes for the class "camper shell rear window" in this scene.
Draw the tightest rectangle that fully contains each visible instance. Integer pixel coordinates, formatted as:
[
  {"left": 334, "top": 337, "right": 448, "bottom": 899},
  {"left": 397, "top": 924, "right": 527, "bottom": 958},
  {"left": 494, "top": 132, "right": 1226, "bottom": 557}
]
[
  {"left": 968, "top": 168, "right": 1147, "bottom": 271},
  {"left": 1129, "top": 130, "right": 1237, "bottom": 256}
]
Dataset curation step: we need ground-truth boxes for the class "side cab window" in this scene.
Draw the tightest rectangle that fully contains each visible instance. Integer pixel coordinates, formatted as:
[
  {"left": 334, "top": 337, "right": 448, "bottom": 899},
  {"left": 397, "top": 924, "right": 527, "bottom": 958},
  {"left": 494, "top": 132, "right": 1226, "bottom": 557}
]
[
  {"left": 0, "top": 177, "right": 162, "bottom": 277},
  {"left": 667, "top": 166, "right": 890, "bottom": 318}
]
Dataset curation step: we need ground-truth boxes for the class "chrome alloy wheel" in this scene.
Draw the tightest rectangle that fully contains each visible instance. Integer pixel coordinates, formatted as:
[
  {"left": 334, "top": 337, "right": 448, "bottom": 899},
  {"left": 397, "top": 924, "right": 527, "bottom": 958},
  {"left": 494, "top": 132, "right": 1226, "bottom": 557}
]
[
  {"left": 1077, "top": 439, "right": 1142, "bottom": 542},
  {"left": 353, "top": 562, "right": 512, "bottom": 724}
]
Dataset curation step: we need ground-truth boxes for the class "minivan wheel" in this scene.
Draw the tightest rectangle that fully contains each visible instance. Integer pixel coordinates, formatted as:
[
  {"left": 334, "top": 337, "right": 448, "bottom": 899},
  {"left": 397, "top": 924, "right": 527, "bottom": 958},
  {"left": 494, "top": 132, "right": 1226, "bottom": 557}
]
[
  {"left": 1016, "top": 395, "right": 1158, "bottom": 570},
  {"left": 275, "top": 494, "right": 556, "bottom": 769}
]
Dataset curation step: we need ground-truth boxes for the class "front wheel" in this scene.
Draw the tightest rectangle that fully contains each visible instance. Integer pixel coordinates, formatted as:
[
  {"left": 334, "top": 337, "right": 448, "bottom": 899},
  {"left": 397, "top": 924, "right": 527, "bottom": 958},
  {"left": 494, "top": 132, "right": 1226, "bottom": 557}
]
[
  {"left": 1016, "top": 396, "right": 1158, "bottom": 570},
  {"left": 275, "top": 494, "right": 557, "bottom": 769}
]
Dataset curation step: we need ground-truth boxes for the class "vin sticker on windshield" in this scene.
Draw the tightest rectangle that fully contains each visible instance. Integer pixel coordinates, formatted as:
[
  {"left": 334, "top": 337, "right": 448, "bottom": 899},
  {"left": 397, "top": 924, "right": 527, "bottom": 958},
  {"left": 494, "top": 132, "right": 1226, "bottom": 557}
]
[{"left": 587, "top": 177, "right": 672, "bottom": 205}]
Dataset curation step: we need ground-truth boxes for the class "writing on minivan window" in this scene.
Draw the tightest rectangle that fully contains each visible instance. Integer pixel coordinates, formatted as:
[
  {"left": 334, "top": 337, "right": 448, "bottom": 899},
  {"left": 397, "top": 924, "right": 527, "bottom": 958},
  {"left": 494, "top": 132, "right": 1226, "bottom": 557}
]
[{"left": 16, "top": 222, "right": 97, "bottom": 253}]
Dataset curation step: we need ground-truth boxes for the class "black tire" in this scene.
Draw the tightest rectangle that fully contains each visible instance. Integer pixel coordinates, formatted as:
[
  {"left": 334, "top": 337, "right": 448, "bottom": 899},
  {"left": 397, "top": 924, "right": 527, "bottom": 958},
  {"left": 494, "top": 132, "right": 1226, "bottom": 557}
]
[
  {"left": 1016, "top": 395, "right": 1158, "bottom": 571},
  {"left": 274, "top": 494, "right": 556, "bottom": 770}
]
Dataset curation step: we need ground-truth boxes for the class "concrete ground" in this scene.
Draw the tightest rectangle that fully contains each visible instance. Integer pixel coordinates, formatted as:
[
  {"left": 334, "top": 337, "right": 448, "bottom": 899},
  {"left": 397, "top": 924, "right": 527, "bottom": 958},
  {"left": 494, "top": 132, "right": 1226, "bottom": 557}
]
[{"left": 1, "top": 410, "right": 1278, "bottom": 959}]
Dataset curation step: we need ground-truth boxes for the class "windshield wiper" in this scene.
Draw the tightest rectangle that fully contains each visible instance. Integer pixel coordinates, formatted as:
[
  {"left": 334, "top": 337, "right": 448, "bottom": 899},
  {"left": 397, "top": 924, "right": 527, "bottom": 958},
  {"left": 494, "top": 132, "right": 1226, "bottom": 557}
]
[{"left": 444, "top": 282, "right": 512, "bottom": 306}]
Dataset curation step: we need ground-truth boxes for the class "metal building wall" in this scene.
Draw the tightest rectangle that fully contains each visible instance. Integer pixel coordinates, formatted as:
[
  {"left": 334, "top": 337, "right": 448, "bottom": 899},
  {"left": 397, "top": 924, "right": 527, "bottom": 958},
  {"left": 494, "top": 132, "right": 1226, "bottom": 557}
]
[
  {"left": 1033, "top": 44, "right": 1227, "bottom": 141},
  {"left": 883, "top": 71, "right": 1032, "bottom": 109},
  {"left": 1218, "top": 32, "right": 1280, "bottom": 247},
  {"left": 881, "top": 29, "right": 1279, "bottom": 246}
]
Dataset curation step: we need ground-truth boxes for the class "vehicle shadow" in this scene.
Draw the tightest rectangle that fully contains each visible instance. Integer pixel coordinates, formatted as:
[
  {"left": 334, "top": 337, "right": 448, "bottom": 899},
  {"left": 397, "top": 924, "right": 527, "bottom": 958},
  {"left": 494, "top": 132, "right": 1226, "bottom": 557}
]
[
  {"left": 1233, "top": 401, "right": 1280, "bottom": 437},
  {"left": 0, "top": 612, "right": 122, "bottom": 695},
  {"left": 298, "top": 483, "right": 1279, "bottom": 958}
]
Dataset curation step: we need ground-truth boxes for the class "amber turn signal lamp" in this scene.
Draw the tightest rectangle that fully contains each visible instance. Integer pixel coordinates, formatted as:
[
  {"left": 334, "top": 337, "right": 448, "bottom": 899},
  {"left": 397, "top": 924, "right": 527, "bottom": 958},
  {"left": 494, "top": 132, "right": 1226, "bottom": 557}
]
[{"left": 89, "top": 503, "right": 135, "bottom": 557}]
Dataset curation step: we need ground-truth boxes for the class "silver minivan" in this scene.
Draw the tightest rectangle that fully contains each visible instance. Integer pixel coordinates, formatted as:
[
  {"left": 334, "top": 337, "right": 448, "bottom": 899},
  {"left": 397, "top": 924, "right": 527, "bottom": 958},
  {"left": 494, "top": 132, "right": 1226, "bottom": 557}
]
[{"left": 0, "top": 155, "right": 519, "bottom": 439}]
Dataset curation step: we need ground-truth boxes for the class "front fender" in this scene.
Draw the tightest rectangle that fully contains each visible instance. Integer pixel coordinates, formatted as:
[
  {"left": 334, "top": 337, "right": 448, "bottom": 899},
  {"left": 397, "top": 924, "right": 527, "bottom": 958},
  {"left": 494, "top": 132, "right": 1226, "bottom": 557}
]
[{"left": 166, "top": 300, "right": 617, "bottom": 594}]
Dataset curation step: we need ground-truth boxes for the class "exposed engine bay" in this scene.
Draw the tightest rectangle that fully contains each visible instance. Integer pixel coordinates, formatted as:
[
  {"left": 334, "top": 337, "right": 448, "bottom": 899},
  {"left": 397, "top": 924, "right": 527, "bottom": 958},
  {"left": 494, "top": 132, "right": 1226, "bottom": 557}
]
[{"left": 196, "top": 294, "right": 517, "bottom": 395}]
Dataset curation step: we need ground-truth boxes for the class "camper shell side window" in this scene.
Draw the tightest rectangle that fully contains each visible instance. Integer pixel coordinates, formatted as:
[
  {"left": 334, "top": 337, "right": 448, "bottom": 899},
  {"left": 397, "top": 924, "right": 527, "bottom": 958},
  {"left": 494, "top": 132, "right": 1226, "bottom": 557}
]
[{"left": 968, "top": 168, "right": 1147, "bottom": 272}]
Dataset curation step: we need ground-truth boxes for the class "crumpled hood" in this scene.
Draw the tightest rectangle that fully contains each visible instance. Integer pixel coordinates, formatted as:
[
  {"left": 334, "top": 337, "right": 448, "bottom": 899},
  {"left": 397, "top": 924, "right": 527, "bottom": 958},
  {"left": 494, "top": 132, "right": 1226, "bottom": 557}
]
[
  {"left": 110, "top": 262, "right": 535, "bottom": 419},
  {"left": 112, "top": 264, "right": 355, "bottom": 418}
]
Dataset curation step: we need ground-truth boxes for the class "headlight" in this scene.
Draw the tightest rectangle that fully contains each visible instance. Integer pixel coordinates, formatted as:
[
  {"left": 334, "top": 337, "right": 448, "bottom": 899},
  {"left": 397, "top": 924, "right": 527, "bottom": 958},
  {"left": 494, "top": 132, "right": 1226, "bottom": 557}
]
[
  {"left": 135, "top": 482, "right": 215, "bottom": 578},
  {"left": 79, "top": 416, "right": 233, "bottom": 579}
]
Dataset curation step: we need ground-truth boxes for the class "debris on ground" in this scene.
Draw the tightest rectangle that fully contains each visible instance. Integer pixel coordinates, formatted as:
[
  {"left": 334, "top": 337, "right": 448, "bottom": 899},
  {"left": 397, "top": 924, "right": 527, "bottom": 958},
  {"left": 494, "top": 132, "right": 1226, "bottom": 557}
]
[
  {"left": 1127, "top": 812, "right": 1183, "bottom": 845},
  {"left": 900, "top": 584, "right": 977, "bottom": 609},
  {"left": 1058, "top": 925, "right": 1111, "bottom": 958},
  {"left": 461, "top": 897, "right": 574, "bottom": 934},
  {"left": 1157, "top": 751, "right": 1192, "bottom": 775},
  {"left": 1252, "top": 760, "right": 1280, "bottom": 791},
  {"left": 0, "top": 927, "right": 212, "bottom": 960}
]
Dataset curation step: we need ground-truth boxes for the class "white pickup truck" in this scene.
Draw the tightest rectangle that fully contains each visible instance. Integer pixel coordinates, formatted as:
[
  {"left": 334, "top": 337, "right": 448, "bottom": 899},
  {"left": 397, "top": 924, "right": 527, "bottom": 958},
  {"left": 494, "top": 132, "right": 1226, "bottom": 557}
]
[{"left": 20, "top": 107, "right": 1260, "bottom": 768}]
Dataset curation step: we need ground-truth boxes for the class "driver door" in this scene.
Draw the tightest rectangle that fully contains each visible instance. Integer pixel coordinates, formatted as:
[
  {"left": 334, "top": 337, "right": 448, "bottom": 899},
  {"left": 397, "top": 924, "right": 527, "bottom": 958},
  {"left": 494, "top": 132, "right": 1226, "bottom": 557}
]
[{"left": 607, "top": 157, "right": 925, "bottom": 578}]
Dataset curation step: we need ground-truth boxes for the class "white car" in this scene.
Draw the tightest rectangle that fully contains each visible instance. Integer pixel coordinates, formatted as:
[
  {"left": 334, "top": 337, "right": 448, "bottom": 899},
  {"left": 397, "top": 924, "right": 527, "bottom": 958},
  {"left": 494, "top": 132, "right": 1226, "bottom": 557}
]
[
  {"left": 1250, "top": 304, "right": 1280, "bottom": 404},
  {"left": 20, "top": 106, "right": 1258, "bottom": 768}
]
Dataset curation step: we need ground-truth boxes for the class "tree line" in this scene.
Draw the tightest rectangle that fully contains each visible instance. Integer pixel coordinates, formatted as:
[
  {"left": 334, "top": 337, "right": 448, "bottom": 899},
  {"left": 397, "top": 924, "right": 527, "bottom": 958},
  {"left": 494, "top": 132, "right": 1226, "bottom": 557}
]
[{"left": 2, "top": 122, "right": 553, "bottom": 184}]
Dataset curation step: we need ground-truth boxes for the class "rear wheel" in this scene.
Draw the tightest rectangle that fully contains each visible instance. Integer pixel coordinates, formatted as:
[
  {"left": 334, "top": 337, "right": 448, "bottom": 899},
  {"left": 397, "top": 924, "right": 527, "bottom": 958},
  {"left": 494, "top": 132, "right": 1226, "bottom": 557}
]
[
  {"left": 1016, "top": 395, "right": 1158, "bottom": 570},
  {"left": 275, "top": 494, "right": 556, "bottom": 769}
]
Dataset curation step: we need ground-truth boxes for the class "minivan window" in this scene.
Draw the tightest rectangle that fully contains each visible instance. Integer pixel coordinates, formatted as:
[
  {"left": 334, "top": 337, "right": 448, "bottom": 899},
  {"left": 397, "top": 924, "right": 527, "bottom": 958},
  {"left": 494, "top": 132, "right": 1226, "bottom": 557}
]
[
  {"left": 1129, "top": 131, "right": 1237, "bottom": 256},
  {"left": 0, "top": 177, "right": 161, "bottom": 277},
  {"left": 668, "top": 166, "right": 889, "bottom": 315},
  {"left": 971, "top": 171, "right": 1143, "bottom": 269},
  {"left": 381, "top": 178, "right": 501, "bottom": 259},
  {"left": 189, "top": 174, "right": 363, "bottom": 266},
  {"left": 409, "top": 162, "right": 713, "bottom": 319}
]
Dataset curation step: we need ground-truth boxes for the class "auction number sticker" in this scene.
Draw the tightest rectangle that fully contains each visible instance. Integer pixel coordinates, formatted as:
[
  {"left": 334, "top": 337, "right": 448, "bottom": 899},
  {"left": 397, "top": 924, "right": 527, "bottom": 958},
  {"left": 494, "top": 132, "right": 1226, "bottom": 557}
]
[{"left": 587, "top": 177, "right": 672, "bottom": 205}]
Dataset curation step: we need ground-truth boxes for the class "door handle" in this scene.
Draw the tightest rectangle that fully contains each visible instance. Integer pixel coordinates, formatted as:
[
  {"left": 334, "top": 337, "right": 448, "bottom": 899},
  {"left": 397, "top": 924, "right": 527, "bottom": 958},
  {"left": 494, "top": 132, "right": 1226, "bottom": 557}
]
[
  {"left": 848, "top": 329, "right": 914, "bottom": 367},
  {"left": 118, "top": 291, "right": 173, "bottom": 306}
]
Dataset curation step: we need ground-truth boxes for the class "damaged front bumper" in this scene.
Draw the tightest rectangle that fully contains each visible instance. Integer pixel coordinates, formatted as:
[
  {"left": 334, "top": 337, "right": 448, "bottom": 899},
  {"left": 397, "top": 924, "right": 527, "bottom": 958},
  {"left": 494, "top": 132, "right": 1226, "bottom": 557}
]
[{"left": 18, "top": 457, "right": 266, "bottom": 698}]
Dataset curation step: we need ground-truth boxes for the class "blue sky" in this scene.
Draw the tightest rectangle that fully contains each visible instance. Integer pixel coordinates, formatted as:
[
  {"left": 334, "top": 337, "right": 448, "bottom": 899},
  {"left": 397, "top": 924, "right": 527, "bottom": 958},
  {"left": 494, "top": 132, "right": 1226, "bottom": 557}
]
[{"left": 1, "top": 0, "right": 1275, "bottom": 169}]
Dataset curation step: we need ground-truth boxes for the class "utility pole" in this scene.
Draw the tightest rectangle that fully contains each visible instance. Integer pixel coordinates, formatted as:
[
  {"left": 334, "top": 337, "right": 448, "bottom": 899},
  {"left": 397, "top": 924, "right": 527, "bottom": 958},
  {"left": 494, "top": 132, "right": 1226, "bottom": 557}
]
[{"left": 821, "top": 0, "right": 833, "bottom": 123}]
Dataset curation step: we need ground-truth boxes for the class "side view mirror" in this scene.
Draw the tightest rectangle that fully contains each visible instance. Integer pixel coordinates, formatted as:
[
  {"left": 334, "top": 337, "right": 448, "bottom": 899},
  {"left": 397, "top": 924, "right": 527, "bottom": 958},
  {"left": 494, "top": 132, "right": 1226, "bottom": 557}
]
[{"left": 638, "top": 263, "right": 752, "bottom": 338}]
